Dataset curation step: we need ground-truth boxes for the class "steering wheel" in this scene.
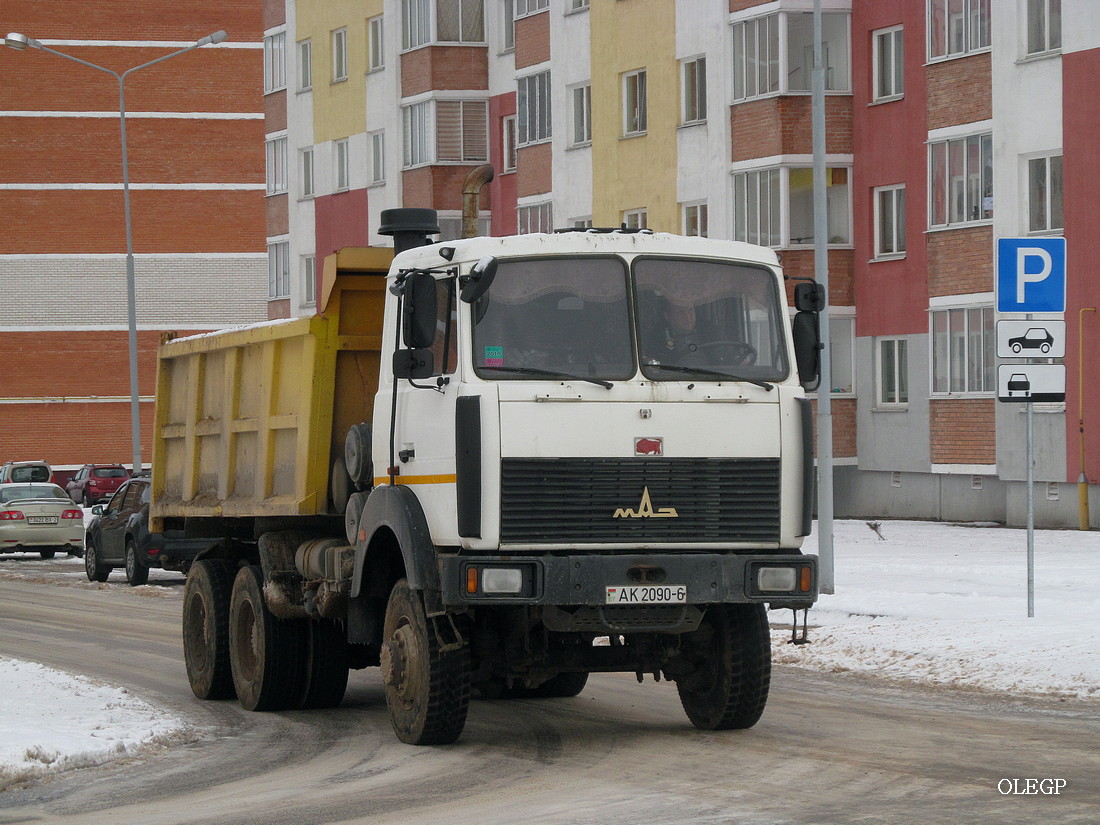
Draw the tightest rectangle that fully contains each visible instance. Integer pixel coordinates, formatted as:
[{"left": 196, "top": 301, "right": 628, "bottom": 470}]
[{"left": 694, "top": 340, "right": 757, "bottom": 366}]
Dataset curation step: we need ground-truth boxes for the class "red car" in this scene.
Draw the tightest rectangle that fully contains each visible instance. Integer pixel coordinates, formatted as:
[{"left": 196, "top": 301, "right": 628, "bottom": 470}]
[{"left": 66, "top": 464, "right": 131, "bottom": 506}]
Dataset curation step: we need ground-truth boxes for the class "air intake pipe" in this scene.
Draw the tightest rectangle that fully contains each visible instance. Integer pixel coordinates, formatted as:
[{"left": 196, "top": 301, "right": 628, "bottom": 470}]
[
  {"left": 462, "top": 164, "right": 495, "bottom": 238},
  {"left": 379, "top": 208, "right": 440, "bottom": 254}
]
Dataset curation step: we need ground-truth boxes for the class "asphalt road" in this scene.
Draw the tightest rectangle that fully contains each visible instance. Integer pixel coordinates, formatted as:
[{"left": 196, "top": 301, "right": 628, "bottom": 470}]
[{"left": 1, "top": 561, "right": 1098, "bottom": 825}]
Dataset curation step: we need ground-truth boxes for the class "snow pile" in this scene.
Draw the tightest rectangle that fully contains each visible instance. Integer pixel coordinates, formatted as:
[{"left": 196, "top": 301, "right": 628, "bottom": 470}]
[{"left": 0, "top": 658, "right": 195, "bottom": 791}]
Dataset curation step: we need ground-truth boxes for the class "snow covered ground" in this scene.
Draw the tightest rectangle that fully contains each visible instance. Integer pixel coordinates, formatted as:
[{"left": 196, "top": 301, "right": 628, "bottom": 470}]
[{"left": 0, "top": 518, "right": 1097, "bottom": 789}]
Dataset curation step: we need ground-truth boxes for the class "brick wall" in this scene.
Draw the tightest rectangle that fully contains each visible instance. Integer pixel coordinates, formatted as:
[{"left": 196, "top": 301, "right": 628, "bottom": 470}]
[
  {"left": 929, "top": 398, "right": 996, "bottom": 464},
  {"left": 402, "top": 166, "right": 492, "bottom": 212},
  {"left": 4, "top": 2, "right": 263, "bottom": 43},
  {"left": 516, "top": 142, "right": 552, "bottom": 198},
  {"left": 780, "top": 249, "right": 854, "bottom": 307},
  {"left": 515, "top": 10, "right": 550, "bottom": 69},
  {"left": 266, "top": 193, "right": 289, "bottom": 237},
  {"left": 809, "top": 396, "right": 857, "bottom": 458},
  {"left": 265, "top": 89, "right": 287, "bottom": 134},
  {"left": 400, "top": 47, "right": 488, "bottom": 98},
  {"left": 926, "top": 54, "right": 992, "bottom": 131},
  {"left": 0, "top": 401, "right": 155, "bottom": 468},
  {"left": 927, "top": 226, "right": 993, "bottom": 297},
  {"left": 731, "top": 97, "right": 852, "bottom": 161}
]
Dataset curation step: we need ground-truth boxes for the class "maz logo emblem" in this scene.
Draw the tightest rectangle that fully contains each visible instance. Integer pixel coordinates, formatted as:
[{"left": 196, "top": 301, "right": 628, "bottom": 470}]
[{"left": 613, "top": 486, "right": 678, "bottom": 519}]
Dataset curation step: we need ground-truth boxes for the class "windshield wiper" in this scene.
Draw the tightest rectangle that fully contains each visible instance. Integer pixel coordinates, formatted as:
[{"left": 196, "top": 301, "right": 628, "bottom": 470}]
[
  {"left": 647, "top": 363, "right": 774, "bottom": 391},
  {"left": 479, "top": 366, "right": 613, "bottom": 389}
]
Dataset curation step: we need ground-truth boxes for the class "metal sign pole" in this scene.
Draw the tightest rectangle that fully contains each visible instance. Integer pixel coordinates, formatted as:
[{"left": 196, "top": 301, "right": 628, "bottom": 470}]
[{"left": 1027, "top": 399, "right": 1035, "bottom": 618}]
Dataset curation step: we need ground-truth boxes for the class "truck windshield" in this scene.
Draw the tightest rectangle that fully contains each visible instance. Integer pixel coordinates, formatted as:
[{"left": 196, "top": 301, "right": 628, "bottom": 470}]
[{"left": 470, "top": 255, "right": 790, "bottom": 383}]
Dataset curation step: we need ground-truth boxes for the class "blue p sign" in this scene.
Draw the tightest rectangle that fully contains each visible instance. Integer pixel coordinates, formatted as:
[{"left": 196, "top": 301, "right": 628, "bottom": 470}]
[{"left": 997, "top": 238, "right": 1066, "bottom": 313}]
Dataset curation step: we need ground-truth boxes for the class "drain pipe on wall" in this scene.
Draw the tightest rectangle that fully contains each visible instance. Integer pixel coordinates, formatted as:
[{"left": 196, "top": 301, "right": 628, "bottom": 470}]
[{"left": 462, "top": 164, "right": 495, "bottom": 238}]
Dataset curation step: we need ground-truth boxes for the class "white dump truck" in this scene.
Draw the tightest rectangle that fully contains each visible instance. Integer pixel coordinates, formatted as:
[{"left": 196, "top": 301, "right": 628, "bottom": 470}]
[{"left": 151, "top": 207, "right": 824, "bottom": 744}]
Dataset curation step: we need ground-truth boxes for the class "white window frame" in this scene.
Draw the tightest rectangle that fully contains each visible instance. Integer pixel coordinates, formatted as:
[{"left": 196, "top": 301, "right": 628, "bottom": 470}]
[
  {"left": 827, "top": 316, "right": 855, "bottom": 395},
  {"left": 517, "top": 70, "right": 551, "bottom": 146},
  {"left": 683, "top": 202, "right": 708, "bottom": 237},
  {"left": 927, "top": 0, "right": 991, "bottom": 61},
  {"left": 569, "top": 0, "right": 589, "bottom": 10},
  {"left": 332, "top": 28, "right": 348, "bottom": 82},
  {"left": 302, "top": 255, "right": 317, "bottom": 306},
  {"left": 370, "top": 131, "right": 386, "bottom": 185},
  {"left": 1026, "top": 0, "right": 1061, "bottom": 56},
  {"left": 872, "top": 26, "right": 904, "bottom": 102},
  {"left": 682, "top": 56, "right": 707, "bottom": 124},
  {"left": 435, "top": 99, "right": 489, "bottom": 163},
  {"left": 402, "top": 0, "right": 431, "bottom": 50},
  {"left": 335, "top": 138, "right": 350, "bottom": 191},
  {"left": 503, "top": 0, "right": 515, "bottom": 51},
  {"left": 502, "top": 115, "right": 517, "bottom": 172},
  {"left": 265, "top": 135, "right": 288, "bottom": 195},
  {"left": 403, "top": 100, "right": 431, "bottom": 167},
  {"left": 268, "top": 240, "right": 290, "bottom": 299},
  {"left": 874, "top": 184, "right": 906, "bottom": 258},
  {"left": 300, "top": 147, "right": 314, "bottom": 198},
  {"left": 732, "top": 164, "right": 852, "bottom": 248},
  {"left": 623, "top": 69, "right": 647, "bottom": 137},
  {"left": 570, "top": 83, "right": 592, "bottom": 147},
  {"left": 930, "top": 304, "right": 995, "bottom": 396},
  {"left": 369, "top": 16, "right": 385, "bottom": 71},
  {"left": 518, "top": 201, "right": 553, "bottom": 233},
  {"left": 264, "top": 31, "right": 286, "bottom": 93},
  {"left": 297, "top": 39, "right": 312, "bottom": 91},
  {"left": 623, "top": 208, "right": 648, "bottom": 230},
  {"left": 732, "top": 12, "right": 851, "bottom": 102},
  {"left": 437, "top": 0, "right": 485, "bottom": 44},
  {"left": 878, "top": 337, "right": 909, "bottom": 406},
  {"left": 929, "top": 131, "right": 993, "bottom": 228},
  {"left": 514, "top": 0, "right": 549, "bottom": 18},
  {"left": 1027, "top": 153, "right": 1063, "bottom": 233}
]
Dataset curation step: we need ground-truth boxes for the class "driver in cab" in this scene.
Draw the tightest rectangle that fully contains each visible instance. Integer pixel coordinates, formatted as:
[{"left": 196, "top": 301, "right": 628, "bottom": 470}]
[{"left": 645, "top": 300, "right": 706, "bottom": 365}]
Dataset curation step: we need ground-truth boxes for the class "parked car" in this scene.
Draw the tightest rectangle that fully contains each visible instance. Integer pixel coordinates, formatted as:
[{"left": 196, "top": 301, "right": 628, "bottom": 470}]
[
  {"left": 66, "top": 464, "right": 130, "bottom": 506},
  {"left": 84, "top": 474, "right": 217, "bottom": 585},
  {"left": 0, "top": 483, "right": 84, "bottom": 558},
  {"left": 0, "top": 460, "right": 53, "bottom": 484}
]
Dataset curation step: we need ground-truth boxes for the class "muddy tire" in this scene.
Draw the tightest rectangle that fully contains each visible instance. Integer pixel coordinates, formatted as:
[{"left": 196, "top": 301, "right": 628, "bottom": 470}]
[
  {"left": 229, "top": 565, "right": 307, "bottom": 711},
  {"left": 381, "top": 579, "right": 470, "bottom": 745},
  {"left": 84, "top": 536, "right": 111, "bottom": 582},
  {"left": 298, "top": 618, "right": 350, "bottom": 709},
  {"left": 182, "top": 559, "right": 237, "bottom": 700},
  {"left": 675, "top": 603, "right": 771, "bottom": 730}
]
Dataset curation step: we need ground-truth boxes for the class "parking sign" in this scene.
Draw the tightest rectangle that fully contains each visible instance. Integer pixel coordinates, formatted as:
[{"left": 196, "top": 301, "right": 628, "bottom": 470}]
[{"left": 996, "top": 238, "right": 1066, "bottom": 313}]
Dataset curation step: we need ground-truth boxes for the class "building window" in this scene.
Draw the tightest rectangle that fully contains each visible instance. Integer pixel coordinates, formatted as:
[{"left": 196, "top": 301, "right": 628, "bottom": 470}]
[
  {"left": 732, "top": 166, "right": 850, "bottom": 247},
  {"left": 300, "top": 147, "right": 314, "bottom": 198},
  {"left": 436, "top": 100, "right": 489, "bottom": 162},
  {"left": 369, "top": 16, "right": 385, "bottom": 70},
  {"left": 879, "top": 338, "right": 909, "bottom": 405},
  {"left": 874, "top": 185, "right": 906, "bottom": 257},
  {"left": 297, "top": 39, "right": 312, "bottom": 91},
  {"left": 264, "top": 31, "right": 286, "bottom": 93},
  {"left": 503, "top": 0, "right": 515, "bottom": 50},
  {"left": 931, "top": 305, "right": 995, "bottom": 395},
  {"left": 732, "top": 168, "right": 781, "bottom": 246},
  {"left": 518, "top": 202, "right": 553, "bottom": 233},
  {"left": 683, "top": 203, "right": 708, "bottom": 237},
  {"left": 572, "top": 216, "right": 593, "bottom": 229},
  {"left": 570, "top": 0, "right": 589, "bottom": 9},
  {"left": 873, "top": 26, "right": 904, "bottom": 101},
  {"left": 302, "top": 255, "right": 316, "bottom": 305},
  {"left": 438, "top": 214, "right": 490, "bottom": 240},
  {"left": 1027, "top": 0, "right": 1061, "bottom": 55},
  {"left": 403, "top": 101, "right": 431, "bottom": 167},
  {"left": 828, "top": 317, "right": 855, "bottom": 394},
  {"left": 265, "top": 136, "right": 287, "bottom": 195},
  {"left": 332, "top": 28, "right": 348, "bottom": 82},
  {"left": 681, "top": 57, "right": 706, "bottom": 124},
  {"left": 623, "top": 208, "right": 648, "bottom": 230},
  {"left": 403, "top": 0, "right": 431, "bottom": 49},
  {"left": 929, "top": 133, "right": 993, "bottom": 227},
  {"left": 335, "top": 139, "right": 350, "bottom": 190},
  {"left": 570, "top": 83, "right": 592, "bottom": 147},
  {"left": 268, "top": 241, "right": 290, "bottom": 299},
  {"left": 928, "top": 0, "right": 991, "bottom": 60},
  {"left": 438, "top": 0, "right": 484, "bottom": 43},
  {"left": 515, "top": 0, "right": 549, "bottom": 17},
  {"left": 517, "top": 71, "right": 551, "bottom": 145},
  {"left": 1028, "top": 154, "right": 1063, "bottom": 232},
  {"left": 623, "top": 69, "right": 647, "bottom": 136},
  {"left": 732, "top": 12, "right": 850, "bottom": 101},
  {"left": 370, "top": 132, "right": 385, "bottom": 184},
  {"left": 789, "top": 167, "right": 850, "bottom": 246},
  {"left": 501, "top": 115, "right": 517, "bottom": 172}
]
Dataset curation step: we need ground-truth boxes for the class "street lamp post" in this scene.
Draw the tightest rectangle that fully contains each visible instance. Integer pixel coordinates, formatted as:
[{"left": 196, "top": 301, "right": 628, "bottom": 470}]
[{"left": 4, "top": 29, "right": 227, "bottom": 473}]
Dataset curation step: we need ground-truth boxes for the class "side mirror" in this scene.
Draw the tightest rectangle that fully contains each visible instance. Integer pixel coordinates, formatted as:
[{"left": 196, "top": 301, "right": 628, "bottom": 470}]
[
  {"left": 794, "top": 281, "right": 826, "bottom": 313},
  {"left": 393, "top": 348, "right": 435, "bottom": 380},
  {"left": 91, "top": 504, "right": 104, "bottom": 516},
  {"left": 792, "top": 311, "right": 821, "bottom": 389},
  {"left": 402, "top": 272, "right": 437, "bottom": 349},
  {"left": 460, "top": 256, "right": 498, "bottom": 303}
]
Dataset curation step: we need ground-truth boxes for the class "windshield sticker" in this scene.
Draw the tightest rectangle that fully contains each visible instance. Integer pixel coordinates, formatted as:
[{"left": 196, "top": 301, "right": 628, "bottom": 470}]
[{"left": 484, "top": 346, "right": 504, "bottom": 367}]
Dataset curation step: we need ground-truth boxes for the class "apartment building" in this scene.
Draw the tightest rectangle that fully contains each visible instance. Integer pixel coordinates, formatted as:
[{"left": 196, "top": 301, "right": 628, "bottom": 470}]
[
  {"left": 266, "top": 0, "right": 1099, "bottom": 528},
  {"left": 0, "top": 2, "right": 268, "bottom": 476}
]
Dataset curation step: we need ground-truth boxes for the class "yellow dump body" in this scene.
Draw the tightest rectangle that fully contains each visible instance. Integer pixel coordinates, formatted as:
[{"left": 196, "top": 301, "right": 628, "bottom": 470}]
[{"left": 150, "top": 247, "right": 392, "bottom": 530}]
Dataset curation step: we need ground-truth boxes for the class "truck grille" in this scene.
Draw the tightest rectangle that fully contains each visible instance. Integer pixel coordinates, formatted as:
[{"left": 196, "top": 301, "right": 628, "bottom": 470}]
[{"left": 500, "top": 458, "right": 781, "bottom": 545}]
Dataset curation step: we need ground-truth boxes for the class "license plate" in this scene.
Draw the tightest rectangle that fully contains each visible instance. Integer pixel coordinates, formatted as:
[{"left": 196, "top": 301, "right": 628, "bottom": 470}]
[
  {"left": 27, "top": 516, "right": 58, "bottom": 525},
  {"left": 605, "top": 585, "right": 687, "bottom": 605}
]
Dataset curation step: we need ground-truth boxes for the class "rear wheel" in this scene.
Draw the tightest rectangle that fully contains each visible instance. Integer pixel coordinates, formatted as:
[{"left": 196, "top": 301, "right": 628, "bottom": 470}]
[
  {"left": 229, "top": 565, "right": 307, "bottom": 711},
  {"left": 39, "top": 549, "right": 56, "bottom": 560},
  {"left": 84, "top": 537, "right": 111, "bottom": 582},
  {"left": 183, "top": 559, "right": 237, "bottom": 700},
  {"left": 125, "top": 541, "right": 149, "bottom": 586},
  {"left": 675, "top": 603, "right": 771, "bottom": 730},
  {"left": 381, "top": 579, "right": 470, "bottom": 745},
  {"left": 298, "top": 618, "right": 350, "bottom": 709}
]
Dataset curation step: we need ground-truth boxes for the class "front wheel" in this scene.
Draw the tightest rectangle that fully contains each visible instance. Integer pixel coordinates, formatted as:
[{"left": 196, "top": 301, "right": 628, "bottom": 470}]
[
  {"left": 381, "top": 579, "right": 470, "bottom": 745},
  {"left": 125, "top": 541, "right": 149, "bottom": 586},
  {"left": 84, "top": 537, "right": 111, "bottom": 582},
  {"left": 675, "top": 603, "right": 771, "bottom": 730}
]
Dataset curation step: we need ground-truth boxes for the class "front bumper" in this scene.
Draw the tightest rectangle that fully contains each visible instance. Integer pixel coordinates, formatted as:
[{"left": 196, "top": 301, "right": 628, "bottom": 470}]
[{"left": 441, "top": 552, "right": 818, "bottom": 608}]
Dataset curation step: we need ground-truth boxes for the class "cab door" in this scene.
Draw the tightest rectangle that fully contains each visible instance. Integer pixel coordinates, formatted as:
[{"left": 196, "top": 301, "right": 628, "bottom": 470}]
[{"left": 97, "top": 481, "right": 139, "bottom": 563}]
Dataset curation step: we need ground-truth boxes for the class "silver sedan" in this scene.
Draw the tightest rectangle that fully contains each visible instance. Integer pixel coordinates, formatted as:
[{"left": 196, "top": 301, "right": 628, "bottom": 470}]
[{"left": 0, "top": 483, "right": 85, "bottom": 559}]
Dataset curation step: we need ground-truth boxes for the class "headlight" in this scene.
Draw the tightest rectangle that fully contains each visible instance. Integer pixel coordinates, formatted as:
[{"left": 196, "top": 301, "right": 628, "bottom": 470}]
[
  {"left": 758, "top": 567, "right": 797, "bottom": 592},
  {"left": 481, "top": 567, "right": 523, "bottom": 594},
  {"left": 463, "top": 563, "right": 536, "bottom": 598}
]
